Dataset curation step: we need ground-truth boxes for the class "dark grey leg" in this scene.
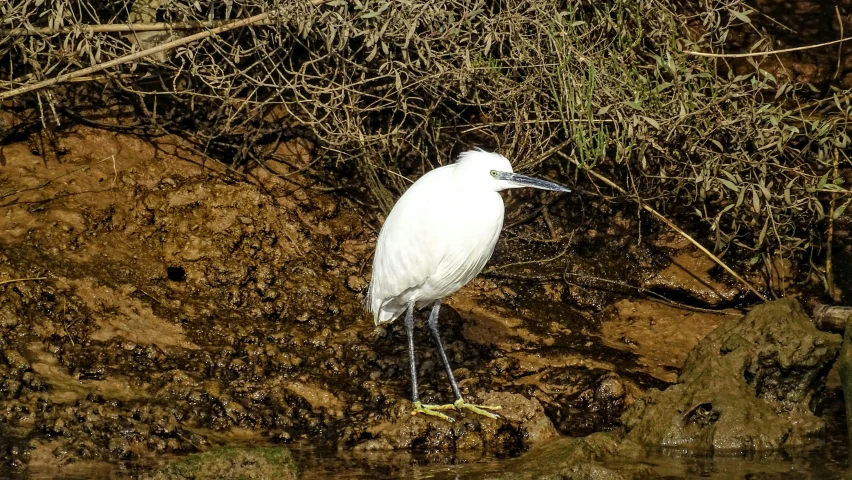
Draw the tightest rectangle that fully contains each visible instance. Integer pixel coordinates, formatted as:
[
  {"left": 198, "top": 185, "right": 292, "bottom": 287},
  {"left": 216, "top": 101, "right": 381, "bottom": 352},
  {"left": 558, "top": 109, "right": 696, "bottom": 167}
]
[
  {"left": 426, "top": 299, "right": 463, "bottom": 401},
  {"left": 405, "top": 300, "right": 454, "bottom": 421},
  {"left": 426, "top": 299, "right": 502, "bottom": 419},
  {"left": 403, "top": 301, "right": 419, "bottom": 403}
]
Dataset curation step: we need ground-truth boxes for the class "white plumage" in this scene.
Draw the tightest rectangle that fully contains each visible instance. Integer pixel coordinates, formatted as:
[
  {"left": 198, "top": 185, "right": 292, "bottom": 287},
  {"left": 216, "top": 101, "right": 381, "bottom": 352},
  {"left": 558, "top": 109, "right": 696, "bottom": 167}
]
[
  {"left": 368, "top": 150, "right": 509, "bottom": 324},
  {"left": 364, "top": 149, "right": 570, "bottom": 421}
]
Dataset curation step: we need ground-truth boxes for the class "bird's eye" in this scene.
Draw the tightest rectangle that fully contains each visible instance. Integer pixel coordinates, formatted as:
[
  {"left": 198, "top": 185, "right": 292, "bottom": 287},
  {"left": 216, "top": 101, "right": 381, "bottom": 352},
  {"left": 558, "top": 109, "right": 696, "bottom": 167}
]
[{"left": 490, "top": 170, "right": 498, "bottom": 177}]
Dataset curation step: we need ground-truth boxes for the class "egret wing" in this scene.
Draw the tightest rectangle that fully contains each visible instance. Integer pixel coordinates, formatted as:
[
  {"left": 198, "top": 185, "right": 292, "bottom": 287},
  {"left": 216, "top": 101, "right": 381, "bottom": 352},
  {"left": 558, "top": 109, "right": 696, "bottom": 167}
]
[
  {"left": 424, "top": 194, "right": 504, "bottom": 299},
  {"left": 368, "top": 166, "right": 454, "bottom": 323}
]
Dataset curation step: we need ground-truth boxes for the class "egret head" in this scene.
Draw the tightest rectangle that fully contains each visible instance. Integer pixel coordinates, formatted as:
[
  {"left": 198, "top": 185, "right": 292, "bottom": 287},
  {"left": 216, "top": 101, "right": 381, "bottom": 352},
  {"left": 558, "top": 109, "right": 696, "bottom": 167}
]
[{"left": 454, "top": 149, "right": 572, "bottom": 193}]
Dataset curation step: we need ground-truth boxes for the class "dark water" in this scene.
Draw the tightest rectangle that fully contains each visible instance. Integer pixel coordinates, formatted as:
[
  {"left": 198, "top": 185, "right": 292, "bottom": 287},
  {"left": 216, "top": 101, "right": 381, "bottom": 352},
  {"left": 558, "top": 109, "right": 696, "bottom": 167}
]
[
  {"left": 290, "top": 439, "right": 852, "bottom": 480},
  {"left": 292, "top": 390, "right": 852, "bottom": 479},
  {"left": 6, "top": 391, "right": 851, "bottom": 479}
]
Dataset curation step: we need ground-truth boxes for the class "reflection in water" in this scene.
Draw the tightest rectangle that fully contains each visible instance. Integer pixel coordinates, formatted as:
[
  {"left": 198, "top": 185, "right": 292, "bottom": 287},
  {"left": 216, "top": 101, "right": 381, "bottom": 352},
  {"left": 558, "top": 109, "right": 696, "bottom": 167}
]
[
  {"left": 10, "top": 390, "right": 852, "bottom": 479},
  {"left": 294, "top": 390, "right": 852, "bottom": 480},
  {"left": 291, "top": 440, "right": 851, "bottom": 480}
]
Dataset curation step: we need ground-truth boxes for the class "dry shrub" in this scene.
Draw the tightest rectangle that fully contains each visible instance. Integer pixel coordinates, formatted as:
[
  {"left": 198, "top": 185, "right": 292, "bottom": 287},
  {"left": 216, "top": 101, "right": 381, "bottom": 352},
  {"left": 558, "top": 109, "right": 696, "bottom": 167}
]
[{"left": 1, "top": 0, "right": 851, "bottom": 293}]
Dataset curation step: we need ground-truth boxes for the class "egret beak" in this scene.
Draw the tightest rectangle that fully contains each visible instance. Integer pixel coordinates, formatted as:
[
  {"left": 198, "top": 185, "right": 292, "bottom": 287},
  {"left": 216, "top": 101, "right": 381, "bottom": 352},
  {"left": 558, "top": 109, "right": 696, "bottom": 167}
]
[{"left": 497, "top": 171, "right": 571, "bottom": 193}]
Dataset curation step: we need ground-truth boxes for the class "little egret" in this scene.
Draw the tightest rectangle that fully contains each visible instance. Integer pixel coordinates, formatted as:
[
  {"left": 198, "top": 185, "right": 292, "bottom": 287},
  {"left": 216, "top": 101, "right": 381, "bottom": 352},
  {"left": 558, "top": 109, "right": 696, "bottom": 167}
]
[{"left": 366, "top": 149, "right": 571, "bottom": 421}]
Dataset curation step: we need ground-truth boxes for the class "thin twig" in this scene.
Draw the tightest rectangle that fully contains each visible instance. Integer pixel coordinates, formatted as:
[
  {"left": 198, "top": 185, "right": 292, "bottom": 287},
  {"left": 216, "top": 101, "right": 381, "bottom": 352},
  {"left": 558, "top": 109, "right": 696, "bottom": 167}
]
[
  {"left": 562, "top": 272, "right": 738, "bottom": 315},
  {"left": 1, "top": 19, "right": 276, "bottom": 37},
  {"left": 556, "top": 151, "right": 767, "bottom": 301},
  {"left": 483, "top": 268, "right": 736, "bottom": 315},
  {"left": 0, "top": 277, "right": 47, "bottom": 286},
  {"left": 828, "top": 149, "right": 838, "bottom": 300},
  {"left": 684, "top": 36, "right": 852, "bottom": 58},
  {"left": 483, "top": 243, "right": 573, "bottom": 275},
  {"left": 522, "top": 139, "right": 572, "bottom": 171},
  {"left": 62, "top": 298, "right": 75, "bottom": 346},
  {"left": 1, "top": 155, "right": 118, "bottom": 200},
  {"left": 836, "top": 7, "right": 845, "bottom": 80},
  {"left": 505, "top": 195, "right": 563, "bottom": 229},
  {"left": 1, "top": 73, "right": 142, "bottom": 89}
]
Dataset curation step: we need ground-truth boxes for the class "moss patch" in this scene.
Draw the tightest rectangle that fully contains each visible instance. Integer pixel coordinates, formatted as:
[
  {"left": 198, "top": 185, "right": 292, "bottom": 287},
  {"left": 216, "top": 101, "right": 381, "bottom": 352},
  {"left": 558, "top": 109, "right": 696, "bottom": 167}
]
[{"left": 143, "top": 446, "right": 298, "bottom": 480}]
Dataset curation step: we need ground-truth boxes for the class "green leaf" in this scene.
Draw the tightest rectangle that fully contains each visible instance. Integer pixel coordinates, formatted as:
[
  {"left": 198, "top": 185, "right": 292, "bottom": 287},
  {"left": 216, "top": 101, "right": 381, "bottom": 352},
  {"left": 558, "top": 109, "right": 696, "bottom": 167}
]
[
  {"left": 641, "top": 116, "right": 660, "bottom": 129},
  {"left": 757, "top": 218, "right": 769, "bottom": 247},
  {"left": 719, "top": 179, "right": 739, "bottom": 192},
  {"left": 736, "top": 187, "right": 746, "bottom": 208},
  {"left": 655, "top": 82, "right": 673, "bottom": 93},
  {"left": 722, "top": 170, "right": 738, "bottom": 183},
  {"left": 730, "top": 9, "right": 752, "bottom": 23},
  {"left": 834, "top": 204, "right": 847, "bottom": 219}
]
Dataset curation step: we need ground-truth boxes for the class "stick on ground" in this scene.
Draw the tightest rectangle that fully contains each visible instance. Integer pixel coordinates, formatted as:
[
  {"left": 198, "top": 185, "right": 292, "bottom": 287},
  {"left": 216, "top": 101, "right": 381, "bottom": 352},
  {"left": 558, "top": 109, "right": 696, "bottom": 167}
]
[{"left": 0, "top": 277, "right": 47, "bottom": 286}]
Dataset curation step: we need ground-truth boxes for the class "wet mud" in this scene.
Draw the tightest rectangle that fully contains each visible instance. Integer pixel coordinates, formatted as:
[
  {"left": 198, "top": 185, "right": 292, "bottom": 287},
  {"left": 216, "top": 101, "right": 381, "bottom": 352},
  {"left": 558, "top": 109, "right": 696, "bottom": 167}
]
[{"left": 0, "top": 125, "right": 839, "bottom": 476}]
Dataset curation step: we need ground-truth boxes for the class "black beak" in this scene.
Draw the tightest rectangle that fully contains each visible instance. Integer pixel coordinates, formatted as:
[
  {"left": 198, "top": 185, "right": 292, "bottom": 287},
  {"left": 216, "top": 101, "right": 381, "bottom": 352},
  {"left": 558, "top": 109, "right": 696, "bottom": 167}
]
[{"left": 497, "top": 172, "right": 571, "bottom": 193}]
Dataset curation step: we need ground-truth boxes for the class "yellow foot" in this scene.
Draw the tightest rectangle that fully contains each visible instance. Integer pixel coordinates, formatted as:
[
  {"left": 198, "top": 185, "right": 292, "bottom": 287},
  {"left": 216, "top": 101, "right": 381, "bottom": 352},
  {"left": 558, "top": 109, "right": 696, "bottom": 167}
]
[
  {"left": 412, "top": 401, "right": 456, "bottom": 422},
  {"left": 453, "top": 398, "right": 502, "bottom": 419}
]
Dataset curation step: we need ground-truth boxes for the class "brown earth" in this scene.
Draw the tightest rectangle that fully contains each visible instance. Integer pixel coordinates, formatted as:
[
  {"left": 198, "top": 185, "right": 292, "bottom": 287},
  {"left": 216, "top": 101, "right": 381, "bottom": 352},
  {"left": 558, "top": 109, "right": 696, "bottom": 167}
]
[{"left": 0, "top": 125, "right": 827, "bottom": 475}]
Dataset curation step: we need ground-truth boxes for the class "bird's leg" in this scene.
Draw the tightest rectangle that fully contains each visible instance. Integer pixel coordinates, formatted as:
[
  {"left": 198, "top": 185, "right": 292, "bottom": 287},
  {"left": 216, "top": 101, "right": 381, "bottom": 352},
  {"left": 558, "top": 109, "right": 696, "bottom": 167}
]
[
  {"left": 426, "top": 299, "right": 502, "bottom": 420},
  {"left": 405, "top": 301, "right": 454, "bottom": 422}
]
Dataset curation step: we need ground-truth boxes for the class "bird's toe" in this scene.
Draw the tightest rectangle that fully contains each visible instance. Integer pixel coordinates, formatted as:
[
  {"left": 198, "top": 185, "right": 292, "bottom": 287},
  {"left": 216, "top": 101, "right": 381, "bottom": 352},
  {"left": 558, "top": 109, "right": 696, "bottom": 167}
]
[
  {"left": 454, "top": 398, "right": 501, "bottom": 419},
  {"left": 411, "top": 401, "right": 456, "bottom": 422}
]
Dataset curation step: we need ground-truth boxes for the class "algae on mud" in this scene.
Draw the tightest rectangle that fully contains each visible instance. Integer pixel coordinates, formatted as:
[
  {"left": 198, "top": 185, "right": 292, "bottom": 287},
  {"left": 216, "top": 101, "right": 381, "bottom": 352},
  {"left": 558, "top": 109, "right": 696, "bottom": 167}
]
[{"left": 142, "top": 446, "right": 298, "bottom": 480}]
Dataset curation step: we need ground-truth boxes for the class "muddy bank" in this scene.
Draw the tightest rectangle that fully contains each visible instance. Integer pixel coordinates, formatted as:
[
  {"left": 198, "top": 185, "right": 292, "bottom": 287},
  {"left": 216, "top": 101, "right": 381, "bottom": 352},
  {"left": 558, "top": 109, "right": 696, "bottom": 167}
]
[{"left": 0, "top": 124, "right": 811, "bottom": 472}]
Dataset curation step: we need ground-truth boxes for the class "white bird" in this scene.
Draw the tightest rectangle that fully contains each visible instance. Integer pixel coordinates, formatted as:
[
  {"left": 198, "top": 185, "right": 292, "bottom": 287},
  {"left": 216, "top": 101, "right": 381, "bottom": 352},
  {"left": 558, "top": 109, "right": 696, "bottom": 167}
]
[{"left": 366, "top": 149, "right": 571, "bottom": 421}]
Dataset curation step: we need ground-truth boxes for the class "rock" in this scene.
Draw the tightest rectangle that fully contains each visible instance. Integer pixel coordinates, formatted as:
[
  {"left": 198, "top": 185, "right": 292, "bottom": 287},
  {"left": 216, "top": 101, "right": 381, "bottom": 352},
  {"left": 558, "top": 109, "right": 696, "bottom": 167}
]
[
  {"left": 480, "top": 391, "right": 559, "bottom": 444},
  {"left": 622, "top": 298, "right": 841, "bottom": 450},
  {"left": 836, "top": 313, "right": 852, "bottom": 442},
  {"left": 142, "top": 446, "right": 298, "bottom": 480},
  {"left": 358, "top": 391, "right": 557, "bottom": 451}
]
